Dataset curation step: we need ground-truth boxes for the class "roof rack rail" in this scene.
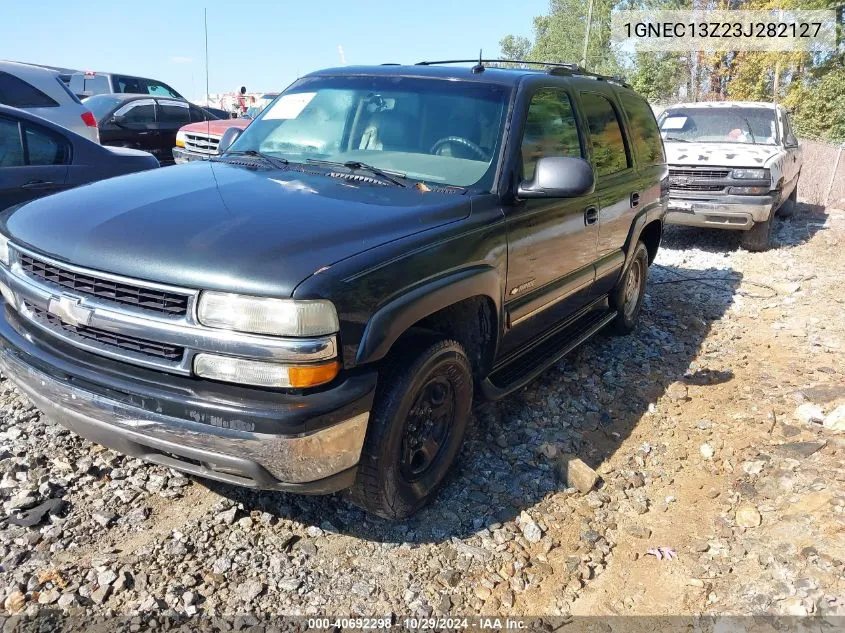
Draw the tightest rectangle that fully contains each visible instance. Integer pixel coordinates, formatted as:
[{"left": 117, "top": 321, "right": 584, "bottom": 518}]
[{"left": 413, "top": 58, "right": 631, "bottom": 88}]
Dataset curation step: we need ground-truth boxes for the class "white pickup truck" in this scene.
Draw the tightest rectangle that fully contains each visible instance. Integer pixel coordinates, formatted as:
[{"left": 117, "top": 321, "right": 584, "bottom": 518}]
[{"left": 658, "top": 102, "right": 802, "bottom": 251}]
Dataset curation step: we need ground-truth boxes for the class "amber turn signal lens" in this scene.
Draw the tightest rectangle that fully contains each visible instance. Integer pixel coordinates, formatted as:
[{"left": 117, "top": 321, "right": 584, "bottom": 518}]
[{"left": 288, "top": 360, "right": 341, "bottom": 388}]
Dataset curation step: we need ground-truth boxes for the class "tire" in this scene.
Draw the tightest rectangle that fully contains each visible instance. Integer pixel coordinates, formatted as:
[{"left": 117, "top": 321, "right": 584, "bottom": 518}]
[
  {"left": 775, "top": 183, "right": 798, "bottom": 219},
  {"left": 608, "top": 241, "right": 648, "bottom": 335},
  {"left": 741, "top": 216, "right": 773, "bottom": 252},
  {"left": 350, "top": 339, "right": 473, "bottom": 519}
]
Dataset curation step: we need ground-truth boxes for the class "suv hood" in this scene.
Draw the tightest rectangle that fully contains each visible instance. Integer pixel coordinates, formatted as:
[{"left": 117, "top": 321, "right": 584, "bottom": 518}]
[
  {"left": 665, "top": 141, "right": 782, "bottom": 168},
  {"left": 2, "top": 162, "right": 470, "bottom": 297}
]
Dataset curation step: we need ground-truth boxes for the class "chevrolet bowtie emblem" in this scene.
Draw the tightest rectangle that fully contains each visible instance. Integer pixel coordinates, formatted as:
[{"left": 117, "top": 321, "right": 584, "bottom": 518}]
[{"left": 47, "top": 295, "right": 93, "bottom": 327}]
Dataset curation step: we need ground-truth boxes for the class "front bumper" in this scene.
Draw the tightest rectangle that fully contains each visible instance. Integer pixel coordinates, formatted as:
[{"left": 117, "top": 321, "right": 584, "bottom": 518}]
[
  {"left": 0, "top": 304, "right": 376, "bottom": 494},
  {"left": 665, "top": 194, "right": 776, "bottom": 230},
  {"left": 172, "top": 147, "right": 215, "bottom": 164}
]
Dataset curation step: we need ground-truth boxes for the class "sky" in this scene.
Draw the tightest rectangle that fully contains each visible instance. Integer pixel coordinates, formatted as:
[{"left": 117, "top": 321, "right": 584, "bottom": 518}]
[{"left": 3, "top": 0, "right": 548, "bottom": 102}]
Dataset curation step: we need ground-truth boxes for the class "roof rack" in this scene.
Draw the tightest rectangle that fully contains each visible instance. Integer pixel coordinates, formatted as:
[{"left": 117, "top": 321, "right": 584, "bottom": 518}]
[{"left": 413, "top": 58, "right": 631, "bottom": 88}]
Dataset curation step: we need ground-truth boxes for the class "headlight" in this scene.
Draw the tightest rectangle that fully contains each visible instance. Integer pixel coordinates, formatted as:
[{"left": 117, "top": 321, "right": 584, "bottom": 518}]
[
  {"left": 0, "top": 233, "right": 9, "bottom": 266},
  {"left": 732, "top": 168, "right": 769, "bottom": 180},
  {"left": 175, "top": 131, "right": 186, "bottom": 148},
  {"left": 194, "top": 354, "right": 340, "bottom": 388},
  {"left": 197, "top": 292, "right": 339, "bottom": 337}
]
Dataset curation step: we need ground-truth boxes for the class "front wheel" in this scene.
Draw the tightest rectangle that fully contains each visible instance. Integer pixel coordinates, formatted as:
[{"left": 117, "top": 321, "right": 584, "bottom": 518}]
[
  {"left": 775, "top": 183, "right": 798, "bottom": 219},
  {"left": 608, "top": 241, "right": 649, "bottom": 335},
  {"left": 741, "top": 216, "right": 773, "bottom": 252},
  {"left": 350, "top": 339, "right": 473, "bottom": 519}
]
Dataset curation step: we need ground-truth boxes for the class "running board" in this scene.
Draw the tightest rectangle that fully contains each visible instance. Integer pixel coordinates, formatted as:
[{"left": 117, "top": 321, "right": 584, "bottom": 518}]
[{"left": 481, "top": 303, "right": 616, "bottom": 400}]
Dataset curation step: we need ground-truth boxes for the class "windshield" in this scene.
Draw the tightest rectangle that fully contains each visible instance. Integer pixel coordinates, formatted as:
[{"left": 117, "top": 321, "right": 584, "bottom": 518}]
[
  {"left": 659, "top": 107, "right": 779, "bottom": 145},
  {"left": 82, "top": 95, "right": 123, "bottom": 120},
  {"left": 228, "top": 76, "right": 511, "bottom": 189}
]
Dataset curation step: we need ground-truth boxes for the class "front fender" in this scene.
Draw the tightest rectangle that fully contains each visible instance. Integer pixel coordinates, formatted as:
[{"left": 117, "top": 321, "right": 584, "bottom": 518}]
[{"left": 355, "top": 266, "right": 501, "bottom": 366}]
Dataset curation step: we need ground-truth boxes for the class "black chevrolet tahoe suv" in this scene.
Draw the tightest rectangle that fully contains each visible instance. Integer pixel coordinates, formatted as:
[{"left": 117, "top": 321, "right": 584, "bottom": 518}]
[{"left": 0, "top": 61, "right": 667, "bottom": 518}]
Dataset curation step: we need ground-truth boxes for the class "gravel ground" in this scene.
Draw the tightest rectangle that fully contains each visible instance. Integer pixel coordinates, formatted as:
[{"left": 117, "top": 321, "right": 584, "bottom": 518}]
[{"left": 1, "top": 202, "right": 843, "bottom": 620}]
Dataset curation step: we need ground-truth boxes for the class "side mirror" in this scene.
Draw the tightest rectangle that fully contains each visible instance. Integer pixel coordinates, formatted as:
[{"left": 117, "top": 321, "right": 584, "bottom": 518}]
[
  {"left": 217, "top": 127, "right": 244, "bottom": 154},
  {"left": 517, "top": 156, "right": 595, "bottom": 199},
  {"left": 785, "top": 134, "right": 798, "bottom": 147},
  {"left": 110, "top": 114, "right": 127, "bottom": 127}
]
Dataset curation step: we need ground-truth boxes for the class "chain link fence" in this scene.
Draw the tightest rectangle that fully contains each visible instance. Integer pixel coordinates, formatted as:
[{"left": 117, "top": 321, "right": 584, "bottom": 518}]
[{"left": 797, "top": 137, "right": 845, "bottom": 208}]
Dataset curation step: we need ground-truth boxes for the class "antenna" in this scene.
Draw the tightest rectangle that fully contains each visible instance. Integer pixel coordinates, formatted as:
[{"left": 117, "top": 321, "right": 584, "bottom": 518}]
[
  {"left": 204, "top": 8, "right": 211, "bottom": 137},
  {"left": 337, "top": 45, "right": 347, "bottom": 66},
  {"left": 471, "top": 49, "right": 485, "bottom": 74}
]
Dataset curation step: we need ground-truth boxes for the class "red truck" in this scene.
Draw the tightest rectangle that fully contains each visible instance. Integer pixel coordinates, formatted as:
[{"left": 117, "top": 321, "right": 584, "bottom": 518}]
[{"left": 172, "top": 93, "right": 278, "bottom": 163}]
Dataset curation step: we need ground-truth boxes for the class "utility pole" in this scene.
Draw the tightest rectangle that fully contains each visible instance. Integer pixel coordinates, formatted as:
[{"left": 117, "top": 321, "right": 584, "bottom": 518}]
[{"left": 581, "top": 0, "right": 594, "bottom": 69}]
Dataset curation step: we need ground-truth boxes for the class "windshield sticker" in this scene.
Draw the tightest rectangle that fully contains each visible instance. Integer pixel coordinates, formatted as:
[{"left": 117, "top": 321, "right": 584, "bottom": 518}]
[
  {"left": 263, "top": 93, "right": 317, "bottom": 120},
  {"left": 661, "top": 116, "right": 687, "bottom": 130}
]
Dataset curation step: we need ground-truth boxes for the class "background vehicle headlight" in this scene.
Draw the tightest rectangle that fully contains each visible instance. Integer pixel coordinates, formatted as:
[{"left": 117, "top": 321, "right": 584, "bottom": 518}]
[
  {"left": 0, "top": 234, "right": 10, "bottom": 266},
  {"left": 732, "top": 168, "right": 769, "bottom": 180},
  {"left": 194, "top": 354, "right": 340, "bottom": 388},
  {"left": 730, "top": 185, "right": 770, "bottom": 195},
  {"left": 175, "top": 131, "right": 186, "bottom": 148},
  {"left": 197, "top": 292, "right": 339, "bottom": 337}
]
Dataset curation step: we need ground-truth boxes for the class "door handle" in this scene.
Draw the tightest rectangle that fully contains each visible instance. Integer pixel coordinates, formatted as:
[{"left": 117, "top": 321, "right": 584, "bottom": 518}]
[
  {"left": 584, "top": 206, "right": 598, "bottom": 226},
  {"left": 21, "top": 181, "right": 55, "bottom": 190},
  {"left": 630, "top": 192, "right": 640, "bottom": 207}
]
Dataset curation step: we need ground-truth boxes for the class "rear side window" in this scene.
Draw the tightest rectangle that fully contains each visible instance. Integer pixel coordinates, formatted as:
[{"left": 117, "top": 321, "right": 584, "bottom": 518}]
[
  {"left": 143, "top": 80, "right": 181, "bottom": 99},
  {"left": 157, "top": 100, "right": 190, "bottom": 124},
  {"left": 580, "top": 92, "right": 631, "bottom": 178},
  {"left": 618, "top": 91, "right": 665, "bottom": 166},
  {"left": 520, "top": 88, "right": 583, "bottom": 180},
  {"left": 55, "top": 77, "right": 83, "bottom": 105},
  {"left": 115, "top": 99, "right": 156, "bottom": 124},
  {"left": 24, "top": 125, "right": 69, "bottom": 165},
  {"left": 0, "top": 117, "right": 25, "bottom": 166},
  {"left": 0, "top": 72, "right": 59, "bottom": 108}
]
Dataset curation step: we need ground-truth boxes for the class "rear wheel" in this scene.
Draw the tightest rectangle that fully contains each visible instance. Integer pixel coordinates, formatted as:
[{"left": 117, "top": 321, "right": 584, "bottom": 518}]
[
  {"left": 608, "top": 241, "right": 648, "bottom": 335},
  {"left": 350, "top": 339, "right": 473, "bottom": 519},
  {"left": 741, "top": 215, "right": 773, "bottom": 252}
]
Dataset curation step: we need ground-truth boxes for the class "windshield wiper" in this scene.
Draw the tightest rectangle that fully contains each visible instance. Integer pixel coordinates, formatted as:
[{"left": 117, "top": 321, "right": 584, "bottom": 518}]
[
  {"left": 225, "top": 150, "right": 289, "bottom": 169},
  {"left": 740, "top": 117, "right": 757, "bottom": 143},
  {"left": 306, "top": 159, "right": 407, "bottom": 188},
  {"left": 663, "top": 136, "right": 690, "bottom": 143}
]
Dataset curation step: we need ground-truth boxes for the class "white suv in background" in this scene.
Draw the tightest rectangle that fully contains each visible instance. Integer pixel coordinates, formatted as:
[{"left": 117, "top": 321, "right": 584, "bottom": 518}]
[{"left": 0, "top": 61, "right": 100, "bottom": 144}]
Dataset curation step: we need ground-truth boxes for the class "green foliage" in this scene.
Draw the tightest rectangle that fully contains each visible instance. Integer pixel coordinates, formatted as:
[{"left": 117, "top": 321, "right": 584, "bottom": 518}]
[
  {"left": 790, "top": 66, "right": 845, "bottom": 143},
  {"left": 629, "top": 52, "right": 686, "bottom": 102}
]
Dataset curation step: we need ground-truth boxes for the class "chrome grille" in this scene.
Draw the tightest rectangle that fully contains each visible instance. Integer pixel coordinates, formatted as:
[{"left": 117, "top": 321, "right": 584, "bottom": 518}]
[
  {"left": 669, "top": 168, "right": 731, "bottom": 180},
  {"left": 28, "top": 305, "right": 184, "bottom": 362},
  {"left": 184, "top": 133, "right": 220, "bottom": 155},
  {"left": 20, "top": 254, "right": 190, "bottom": 316},
  {"left": 671, "top": 183, "right": 725, "bottom": 191}
]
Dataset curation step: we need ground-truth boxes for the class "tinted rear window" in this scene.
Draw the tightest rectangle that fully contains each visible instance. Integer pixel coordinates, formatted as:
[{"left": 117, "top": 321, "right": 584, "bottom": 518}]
[
  {"left": 618, "top": 90, "right": 665, "bottom": 166},
  {"left": 83, "top": 95, "right": 122, "bottom": 120},
  {"left": 0, "top": 71, "right": 59, "bottom": 108},
  {"left": 70, "top": 74, "right": 110, "bottom": 96}
]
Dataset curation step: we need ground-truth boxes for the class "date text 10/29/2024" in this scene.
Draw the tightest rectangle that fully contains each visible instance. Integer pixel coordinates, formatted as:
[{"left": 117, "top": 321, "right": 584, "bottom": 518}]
[{"left": 306, "top": 618, "right": 528, "bottom": 630}]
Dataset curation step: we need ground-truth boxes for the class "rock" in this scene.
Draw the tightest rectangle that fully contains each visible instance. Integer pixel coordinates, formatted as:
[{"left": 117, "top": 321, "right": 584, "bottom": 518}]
[
  {"left": 212, "top": 557, "right": 232, "bottom": 574},
  {"left": 92, "top": 510, "right": 115, "bottom": 528},
  {"left": 520, "top": 518, "right": 543, "bottom": 543},
  {"left": 700, "top": 443, "right": 715, "bottom": 459},
  {"left": 91, "top": 585, "right": 111, "bottom": 604},
  {"left": 776, "top": 441, "right": 827, "bottom": 458},
  {"left": 627, "top": 525, "right": 652, "bottom": 539},
  {"left": 57, "top": 593, "right": 76, "bottom": 608},
  {"left": 183, "top": 591, "right": 196, "bottom": 606},
  {"left": 305, "top": 525, "right": 324, "bottom": 538},
  {"left": 4, "top": 590, "right": 25, "bottom": 613},
  {"left": 217, "top": 507, "right": 238, "bottom": 525},
  {"left": 438, "top": 570, "right": 461, "bottom": 588},
  {"left": 795, "top": 403, "right": 825, "bottom": 424},
  {"left": 735, "top": 504, "right": 762, "bottom": 528},
  {"left": 779, "top": 596, "right": 810, "bottom": 616},
  {"left": 351, "top": 581, "right": 374, "bottom": 598},
  {"left": 278, "top": 578, "right": 302, "bottom": 592},
  {"left": 138, "top": 594, "right": 164, "bottom": 611},
  {"left": 239, "top": 580, "right": 264, "bottom": 602},
  {"left": 823, "top": 405, "right": 845, "bottom": 432},
  {"left": 8, "top": 493, "right": 39, "bottom": 511},
  {"left": 97, "top": 569, "right": 118, "bottom": 587},
  {"left": 687, "top": 578, "right": 705, "bottom": 588},
  {"left": 742, "top": 460, "right": 765, "bottom": 475},
  {"left": 666, "top": 382, "right": 690, "bottom": 402},
  {"left": 37, "top": 589, "right": 60, "bottom": 605},
  {"left": 125, "top": 506, "right": 150, "bottom": 525},
  {"left": 559, "top": 457, "right": 600, "bottom": 494}
]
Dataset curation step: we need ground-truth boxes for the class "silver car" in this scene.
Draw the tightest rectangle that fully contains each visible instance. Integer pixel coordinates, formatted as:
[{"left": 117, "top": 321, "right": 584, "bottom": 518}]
[{"left": 0, "top": 61, "right": 100, "bottom": 144}]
